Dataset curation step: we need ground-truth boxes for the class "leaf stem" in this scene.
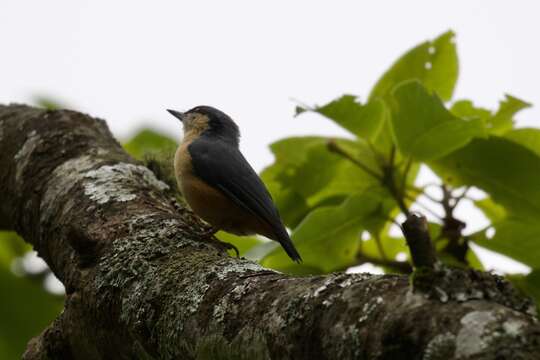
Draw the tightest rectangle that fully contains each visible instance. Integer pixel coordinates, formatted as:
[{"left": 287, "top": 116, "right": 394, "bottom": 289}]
[
  {"left": 327, "top": 139, "right": 384, "bottom": 181},
  {"left": 407, "top": 186, "right": 441, "bottom": 204},
  {"left": 400, "top": 157, "right": 413, "bottom": 198}
]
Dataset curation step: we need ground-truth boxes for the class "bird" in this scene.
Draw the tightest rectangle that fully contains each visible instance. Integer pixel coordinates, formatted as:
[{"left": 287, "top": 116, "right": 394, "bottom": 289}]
[{"left": 167, "top": 106, "right": 302, "bottom": 263}]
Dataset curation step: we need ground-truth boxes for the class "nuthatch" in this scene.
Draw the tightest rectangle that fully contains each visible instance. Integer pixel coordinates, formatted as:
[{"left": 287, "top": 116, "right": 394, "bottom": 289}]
[{"left": 167, "top": 106, "right": 302, "bottom": 263}]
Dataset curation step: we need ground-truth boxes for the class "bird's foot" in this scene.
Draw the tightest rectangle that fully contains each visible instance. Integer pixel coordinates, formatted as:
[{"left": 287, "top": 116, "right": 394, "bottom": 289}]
[
  {"left": 199, "top": 226, "right": 240, "bottom": 258},
  {"left": 214, "top": 240, "right": 240, "bottom": 258},
  {"left": 200, "top": 225, "right": 218, "bottom": 239}
]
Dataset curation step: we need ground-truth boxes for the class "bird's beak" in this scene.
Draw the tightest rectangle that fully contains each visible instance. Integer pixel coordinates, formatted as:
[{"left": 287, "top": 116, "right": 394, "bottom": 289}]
[{"left": 167, "top": 109, "right": 185, "bottom": 122}]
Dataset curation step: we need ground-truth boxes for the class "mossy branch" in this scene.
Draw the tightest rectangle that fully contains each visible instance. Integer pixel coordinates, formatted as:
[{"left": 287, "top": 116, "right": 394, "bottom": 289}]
[{"left": 0, "top": 105, "right": 538, "bottom": 360}]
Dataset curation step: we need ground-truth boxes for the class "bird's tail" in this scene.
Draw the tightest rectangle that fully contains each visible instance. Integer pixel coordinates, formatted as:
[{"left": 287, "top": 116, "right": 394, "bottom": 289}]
[{"left": 275, "top": 229, "right": 302, "bottom": 263}]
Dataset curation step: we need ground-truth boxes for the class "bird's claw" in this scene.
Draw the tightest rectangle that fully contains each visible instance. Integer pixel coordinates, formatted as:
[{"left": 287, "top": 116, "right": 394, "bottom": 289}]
[
  {"left": 215, "top": 240, "right": 240, "bottom": 258},
  {"left": 198, "top": 226, "right": 240, "bottom": 258}
]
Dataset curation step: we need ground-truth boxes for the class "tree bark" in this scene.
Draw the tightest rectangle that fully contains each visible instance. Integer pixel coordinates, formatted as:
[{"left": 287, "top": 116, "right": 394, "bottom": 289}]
[{"left": 0, "top": 104, "right": 539, "bottom": 360}]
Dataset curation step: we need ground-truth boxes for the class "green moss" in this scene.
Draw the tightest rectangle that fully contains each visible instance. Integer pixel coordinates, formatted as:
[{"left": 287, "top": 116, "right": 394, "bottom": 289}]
[{"left": 411, "top": 265, "right": 536, "bottom": 315}]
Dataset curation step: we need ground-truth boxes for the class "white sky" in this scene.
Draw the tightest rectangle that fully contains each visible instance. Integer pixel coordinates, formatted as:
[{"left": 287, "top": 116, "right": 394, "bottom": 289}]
[{"left": 1, "top": 1, "right": 538, "bottom": 274}]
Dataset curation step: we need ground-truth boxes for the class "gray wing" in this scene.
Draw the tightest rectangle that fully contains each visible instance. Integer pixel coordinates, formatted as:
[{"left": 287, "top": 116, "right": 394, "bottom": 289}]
[{"left": 188, "top": 138, "right": 301, "bottom": 262}]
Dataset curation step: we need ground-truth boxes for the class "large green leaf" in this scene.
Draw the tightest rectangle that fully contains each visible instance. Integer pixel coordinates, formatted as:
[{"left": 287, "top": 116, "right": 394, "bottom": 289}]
[
  {"left": 488, "top": 95, "right": 531, "bottom": 135},
  {"left": 301, "top": 140, "right": 382, "bottom": 206},
  {"left": 0, "top": 268, "right": 63, "bottom": 358},
  {"left": 369, "top": 30, "right": 458, "bottom": 102},
  {"left": 466, "top": 248, "right": 485, "bottom": 271},
  {"left": 505, "top": 128, "right": 540, "bottom": 156},
  {"left": 474, "top": 198, "right": 507, "bottom": 223},
  {"left": 389, "top": 81, "right": 485, "bottom": 161},
  {"left": 0, "top": 232, "right": 30, "bottom": 269},
  {"left": 262, "top": 137, "right": 383, "bottom": 228},
  {"left": 431, "top": 137, "right": 540, "bottom": 218},
  {"left": 123, "top": 129, "right": 177, "bottom": 160},
  {"left": 471, "top": 218, "right": 540, "bottom": 268},
  {"left": 295, "top": 96, "right": 386, "bottom": 141},
  {"left": 451, "top": 96, "right": 530, "bottom": 136},
  {"left": 450, "top": 99, "right": 491, "bottom": 122},
  {"left": 262, "top": 137, "right": 335, "bottom": 227},
  {"left": 360, "top": 236, "right": 408, "bottom": 262},
  {"left": 244, "top": 241, "right": 279, "bottom": 262},
  {"left": 261, "top": 190, "right": 395, "bottom": 273}
]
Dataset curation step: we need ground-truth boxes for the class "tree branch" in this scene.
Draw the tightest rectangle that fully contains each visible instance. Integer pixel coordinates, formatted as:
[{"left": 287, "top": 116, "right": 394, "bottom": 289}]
[
  {"left": 1, "top": 105, "right": 539, "bottom": 360},
  {"left": 401, "top": 213, "right": 439, "bottom": 269}
]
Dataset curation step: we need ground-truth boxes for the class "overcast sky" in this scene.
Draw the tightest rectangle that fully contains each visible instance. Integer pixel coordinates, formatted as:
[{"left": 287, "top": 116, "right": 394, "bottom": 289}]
[{"left": 1, "top": 1, "right": 538, "bottom": 274}]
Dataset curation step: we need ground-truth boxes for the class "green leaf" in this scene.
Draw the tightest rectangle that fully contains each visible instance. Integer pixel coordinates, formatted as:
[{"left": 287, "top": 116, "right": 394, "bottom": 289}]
[
  {"left": 302, "top": 140, "right": 382, "bottom": 206},
  {"left": 261, "top": 137, "right": 327, "bottom": 226},
  {"left": 123, "top": 129, "right": 177, "bottom": 160},
  {"left": 474, "top": 198, "right": 507, "bottom": 223},
  {"left": 262, "top": 137, "right": 383, "bottom": 228},
  {"left": 389, "top": 81, "right": 485, "bottom": 161},
  {"left": 471, "top": 218, "right": 540, "bottom": 268},
  {"left": 369, "top": 30, "right": 458, "bottom": 102},
  {"left": 244, "top": 241, "right": 279, "bottom": 262},
  {"left": 295, "top": 96, "right": 386, "bottom": 140},
  {"left": 0, "top": 268, "right": 63, "bottom": 358},
  {"left": 0, "top": 232, "right": 30, "bottom": 269},
  {"left": 505, "top": 128, "right": 540, "bottom": 157},
  {"left": 466, "top": 248, "right": 485, "bottom": 271},
  {"left": 451, "top": 100, "right": 491, "bottom": 122},
  {"left": 430, "top": 137, "right": 540, "bottom": 218},
  {"left": 360, "top": 236, "right": 408, "bottom": 262},
  {"left": 261, "top": 190, "right": 395, "bottom": 273},
  {"left": 488, "top": 95, "right": 531, "bottom": 135},
  {"left": 261, "top": 137, "right": 334, "bottom": 227},
  {"left": 451, "top": 96, "right": 531, "bottom": 135}
]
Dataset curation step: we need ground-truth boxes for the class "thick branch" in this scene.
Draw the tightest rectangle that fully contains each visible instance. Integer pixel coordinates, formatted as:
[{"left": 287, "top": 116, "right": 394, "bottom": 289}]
[{"left": 1, "top": 105, "right": 539, "bottom": 360}]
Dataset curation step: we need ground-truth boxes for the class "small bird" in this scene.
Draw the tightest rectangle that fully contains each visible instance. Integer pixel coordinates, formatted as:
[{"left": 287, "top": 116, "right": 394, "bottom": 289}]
[{"left": 167, "top": 106, "right": 302, "bottom": 263}]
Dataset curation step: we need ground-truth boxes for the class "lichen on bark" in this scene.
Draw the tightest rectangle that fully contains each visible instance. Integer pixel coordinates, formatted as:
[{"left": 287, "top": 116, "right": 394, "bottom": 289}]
[{"left": 0, "top": 104, "right": 539, "bottom": 360}]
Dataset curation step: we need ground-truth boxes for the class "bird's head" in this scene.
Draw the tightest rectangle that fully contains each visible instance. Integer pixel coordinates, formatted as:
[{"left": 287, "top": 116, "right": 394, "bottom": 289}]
[{"left": 167, "top": 106, "right": 240, "bottom": 145}]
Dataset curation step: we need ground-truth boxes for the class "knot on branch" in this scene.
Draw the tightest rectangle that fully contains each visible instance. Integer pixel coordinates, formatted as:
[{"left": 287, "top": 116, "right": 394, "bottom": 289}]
[
  {"left": 402, "top": 213, "right": 536, "bottom": 315},
  {"left": 402, "top": 212, "right": 439, "bottom": 269},
  {"left": 412, "top": 266, "right": 537, "bottom": 316}
]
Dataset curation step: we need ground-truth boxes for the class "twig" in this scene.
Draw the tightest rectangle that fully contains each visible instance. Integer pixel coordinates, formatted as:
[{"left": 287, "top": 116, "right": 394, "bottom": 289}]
[
  {"left": 400, "top": 157, "right": 413, "bottom": 199},
  {"left": 389, "top": 145, "right": 396, "bottom": 168},
  {"left": 407, "top": 186, "right": 441, "bottom": 204},
  {"left": 384, "top": 215, "right": 404, "bottom": 229},
  {"left": 416, "top": 182, "right": 442, "bottom": 191},
  {"left": 327, "top": 140, "right": 383, "bottom": 181},
  {"left": 379, "top": 145, "right": 410, "bottom": 216},
  {"left": 441, "top": 184, "right": 453, "bottom": 217},
  {"left": 450, "top": 186, "right": 471, "bottom": 209}
]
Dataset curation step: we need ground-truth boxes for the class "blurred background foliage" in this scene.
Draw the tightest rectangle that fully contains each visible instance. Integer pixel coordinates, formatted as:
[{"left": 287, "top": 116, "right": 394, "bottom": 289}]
[
  {"left": 1, "top": 30, "right": 539, "bottom": 356},
  {"left": 0, "top": 232, "right": 63, "bottom": 358}
]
